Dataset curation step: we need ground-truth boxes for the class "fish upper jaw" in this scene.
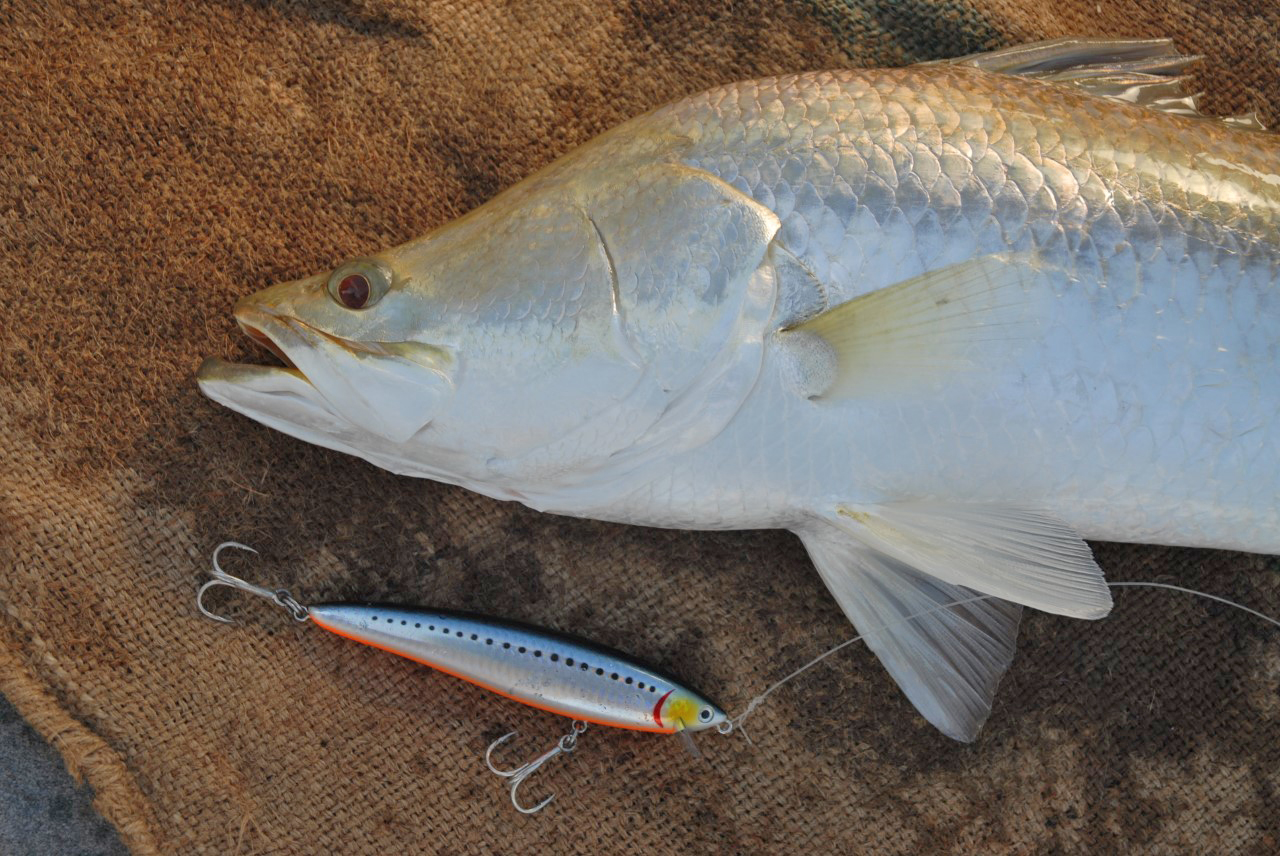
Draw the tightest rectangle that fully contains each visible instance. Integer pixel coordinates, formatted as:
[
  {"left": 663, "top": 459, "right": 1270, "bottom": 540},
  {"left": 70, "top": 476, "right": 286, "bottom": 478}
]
[{"left": 233, "top": 305, "right": 297, "bottom": 369}]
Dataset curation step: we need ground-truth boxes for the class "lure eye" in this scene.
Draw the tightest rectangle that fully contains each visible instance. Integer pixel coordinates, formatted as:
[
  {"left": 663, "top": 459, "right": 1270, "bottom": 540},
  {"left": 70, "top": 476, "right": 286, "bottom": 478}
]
[
  {"left": 327, "top": 259, "right": 392, "bottom": 310},
  {"left": 699, "top": 708, "right": 713, "bottom": 722},
  {"left": 337, "top": 274, "right": 370, "bottom": 309}
]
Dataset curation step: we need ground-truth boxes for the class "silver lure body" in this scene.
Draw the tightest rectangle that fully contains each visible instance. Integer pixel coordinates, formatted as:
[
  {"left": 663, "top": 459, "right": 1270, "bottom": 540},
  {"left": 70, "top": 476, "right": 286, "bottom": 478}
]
[{"left": 308, "top": 604, "right": 725, "bottom": 733}]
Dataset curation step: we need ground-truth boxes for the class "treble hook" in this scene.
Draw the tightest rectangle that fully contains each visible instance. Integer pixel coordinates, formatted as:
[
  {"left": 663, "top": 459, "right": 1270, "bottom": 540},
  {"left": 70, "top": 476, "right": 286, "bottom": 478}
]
[
  {"left": 484, "top": 720, "right": 588, "bottom": 814},
  {"left": 196, "top": 542, "right": 310, "bottom": 624}
]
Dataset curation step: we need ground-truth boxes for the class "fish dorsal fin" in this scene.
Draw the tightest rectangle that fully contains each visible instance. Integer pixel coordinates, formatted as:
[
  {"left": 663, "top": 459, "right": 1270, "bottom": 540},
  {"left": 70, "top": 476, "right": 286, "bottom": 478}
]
[
  {"left": 1222, "top": 111, "right": 1268, "bottom": 132},
  {"left": 938, "top": 37, "right": 1200, "bottom": 79},
  {"left": 797, "top": 521, "right": 1024, "bottom": 742},
  {"left": 935, "top": 37, "right": 1268, "bottom": 130}
]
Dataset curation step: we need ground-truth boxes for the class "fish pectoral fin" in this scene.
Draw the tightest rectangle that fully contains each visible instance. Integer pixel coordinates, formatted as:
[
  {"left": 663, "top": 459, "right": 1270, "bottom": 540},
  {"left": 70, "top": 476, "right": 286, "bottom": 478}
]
[
  {"left": 937, "top": 38, "right": 1268, "bottom": 129},
  {"left": 781, "top": 252, "right": 1046, "bottom": 399},
  {"left": 797, "top": 523, "right": 1023, "bottom": 742},
  {"left": 821, "top": 503, "right": 1112, "bottom": 619}
]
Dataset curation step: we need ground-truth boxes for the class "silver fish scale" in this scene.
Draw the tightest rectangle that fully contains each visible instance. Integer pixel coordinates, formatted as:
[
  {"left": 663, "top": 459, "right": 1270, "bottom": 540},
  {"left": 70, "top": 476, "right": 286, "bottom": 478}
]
[
  {"left": 663, "top": 68, "right": 1279, "bottom": 306},
  {"left": 612, "top": 67, "right": 1280, "bottom": 548}
]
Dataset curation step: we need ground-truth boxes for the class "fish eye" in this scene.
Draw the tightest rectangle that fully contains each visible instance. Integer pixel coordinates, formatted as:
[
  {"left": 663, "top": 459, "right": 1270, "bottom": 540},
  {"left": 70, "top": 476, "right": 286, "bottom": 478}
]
[
  {"left": 327, "top": 259, "right": 392, "bottom": 310},
  {"left": 699, "top": 708, "right": 713, "bottom": 722},
  {"left": 336, "top": 274, "right": 369, "bottom": 309}
]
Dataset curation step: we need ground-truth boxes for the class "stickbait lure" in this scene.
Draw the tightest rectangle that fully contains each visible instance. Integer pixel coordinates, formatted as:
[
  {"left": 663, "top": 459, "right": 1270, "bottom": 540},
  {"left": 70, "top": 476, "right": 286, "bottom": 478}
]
[{"left": 197, "top": 542, "right": 727, "bottom": 812}]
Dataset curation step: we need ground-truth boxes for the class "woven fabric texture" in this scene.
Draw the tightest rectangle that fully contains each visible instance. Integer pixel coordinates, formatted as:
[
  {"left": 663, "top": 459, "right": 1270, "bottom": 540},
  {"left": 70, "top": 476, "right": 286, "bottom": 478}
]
[{"left": 2, "top": 1, "right": 1278, "bottom": 852}]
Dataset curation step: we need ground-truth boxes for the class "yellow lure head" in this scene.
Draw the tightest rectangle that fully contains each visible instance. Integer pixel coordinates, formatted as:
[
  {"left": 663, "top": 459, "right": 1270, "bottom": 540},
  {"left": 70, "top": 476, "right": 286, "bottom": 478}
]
[{"left": 660, "top": 688, "right": 728, "bottom": 733}]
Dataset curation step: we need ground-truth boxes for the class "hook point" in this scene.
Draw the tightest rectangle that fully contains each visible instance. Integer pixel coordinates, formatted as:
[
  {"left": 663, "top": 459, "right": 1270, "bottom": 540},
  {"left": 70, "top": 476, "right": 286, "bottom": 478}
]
[
  {"left": 484, "top": 731, "right": 521, "bottom": 776},
  {"left": 196, "top": 579, "right": 240, "bottom": 624}
]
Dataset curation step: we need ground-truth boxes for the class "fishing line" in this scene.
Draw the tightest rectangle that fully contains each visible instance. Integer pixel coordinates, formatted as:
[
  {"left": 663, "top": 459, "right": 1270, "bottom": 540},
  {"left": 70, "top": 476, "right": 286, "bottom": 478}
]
[{"left": 723, "top": 582, "right": 1280, "bottom": 736}]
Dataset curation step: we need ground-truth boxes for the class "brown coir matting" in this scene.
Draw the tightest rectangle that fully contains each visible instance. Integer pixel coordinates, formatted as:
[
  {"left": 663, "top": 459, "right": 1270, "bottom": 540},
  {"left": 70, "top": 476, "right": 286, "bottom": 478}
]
[{"left": 2, "top": 1, "right": 1278, "bottom": 853}]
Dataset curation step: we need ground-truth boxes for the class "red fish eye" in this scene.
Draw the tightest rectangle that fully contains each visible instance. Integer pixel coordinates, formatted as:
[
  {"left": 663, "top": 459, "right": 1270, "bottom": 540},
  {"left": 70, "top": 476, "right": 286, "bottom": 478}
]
[{"left": 337, "top": 273, "right": 370, "bottom": 309}]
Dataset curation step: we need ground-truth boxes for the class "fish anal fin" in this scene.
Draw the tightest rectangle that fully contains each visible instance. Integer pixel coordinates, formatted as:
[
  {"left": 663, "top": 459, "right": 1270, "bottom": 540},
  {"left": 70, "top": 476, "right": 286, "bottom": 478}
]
[{"left": 797, "top": 522, "right": 1022, "bottom": 741}]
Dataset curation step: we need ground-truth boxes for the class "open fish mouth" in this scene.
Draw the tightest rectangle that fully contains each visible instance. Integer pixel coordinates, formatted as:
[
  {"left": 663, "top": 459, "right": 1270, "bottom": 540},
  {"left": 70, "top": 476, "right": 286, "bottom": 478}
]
[
  {"left": 197, "top": 306, "right": 458, "bottom": 447},
  {"left": 196, "top": 309, "right": 351, "bottom": 452},
  {"left": 197, "top": 307, "right": 326, "bottom": 401},
  {"left": 237, "top": 313, "right": 297, "bottom": 370}
]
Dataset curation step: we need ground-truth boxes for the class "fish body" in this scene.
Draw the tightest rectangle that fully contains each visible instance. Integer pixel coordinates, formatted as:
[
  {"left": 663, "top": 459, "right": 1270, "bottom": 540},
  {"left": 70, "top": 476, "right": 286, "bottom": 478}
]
[
  {"left": 198, "top": 40, "right": 1280, "bottom": 740},
  {"left": 598, "top": 66, "right": 1280, "bottom": 550}
]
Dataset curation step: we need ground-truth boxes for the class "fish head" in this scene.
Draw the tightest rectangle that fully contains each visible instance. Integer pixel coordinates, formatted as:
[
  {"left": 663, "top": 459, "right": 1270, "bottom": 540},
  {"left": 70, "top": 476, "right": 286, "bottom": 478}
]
[
  {"left": 216, "top": 258, "right": 456, "bottom": 445},
  {"left": 197, "top": 201, "right": 636, "bottom": 495},
  {"left": 660, "top": 688, "right": 729, "bottom": 733},
  {"left": 198, "top": 161, "right": 782, "bottom": 502}
]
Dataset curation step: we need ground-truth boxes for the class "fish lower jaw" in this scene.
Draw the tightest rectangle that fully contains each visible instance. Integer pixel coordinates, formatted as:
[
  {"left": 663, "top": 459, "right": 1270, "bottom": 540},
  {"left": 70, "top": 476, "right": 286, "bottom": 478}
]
[
  {"left": 195, "top": 357, "right": 375, "bottom": 462},
  {"left": 195, "top": 356, "right": 307, "bottom": 388}
]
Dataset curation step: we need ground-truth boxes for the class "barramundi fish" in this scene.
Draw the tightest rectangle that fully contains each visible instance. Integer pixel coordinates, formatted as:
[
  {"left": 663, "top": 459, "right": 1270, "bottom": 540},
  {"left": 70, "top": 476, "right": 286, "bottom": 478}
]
[{"left": 197, "top": 39, "right": 1279, "bottom": 740}]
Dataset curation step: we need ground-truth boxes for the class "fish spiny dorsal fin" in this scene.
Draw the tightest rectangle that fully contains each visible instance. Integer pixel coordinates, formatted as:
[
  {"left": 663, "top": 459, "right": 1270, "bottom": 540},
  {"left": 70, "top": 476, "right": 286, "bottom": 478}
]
[
  {"left": 1222, "top": 111, "right": 1268, "bottom": 131},
  {"left": 932, "top": 37, "right": 1268, "bottom": 131}
]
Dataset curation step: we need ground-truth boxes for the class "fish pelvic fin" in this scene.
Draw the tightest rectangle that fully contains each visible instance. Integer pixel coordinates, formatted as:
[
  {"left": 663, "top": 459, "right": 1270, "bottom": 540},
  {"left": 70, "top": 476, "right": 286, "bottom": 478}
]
[
  {"left": 797, "top": 502, "right": 1111, "bottom": 739},
  {"left": 796, "top": 521, "right": 1023, "bottom": 742},
  {"left": 936, "top": 37, "right": 1268, "bottom": 130},
  {"left": 823, "top": 503, "right": 1112, "bottom": 619},
  {"left": 780, "top": 252, "right": 1046, "bottom": 399}
]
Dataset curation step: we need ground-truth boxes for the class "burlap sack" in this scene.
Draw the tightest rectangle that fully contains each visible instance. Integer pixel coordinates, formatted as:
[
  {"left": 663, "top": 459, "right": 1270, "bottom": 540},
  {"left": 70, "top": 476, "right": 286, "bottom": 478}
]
[{"left": 2, "top": 1, "right": 1277, "bottom": 852}]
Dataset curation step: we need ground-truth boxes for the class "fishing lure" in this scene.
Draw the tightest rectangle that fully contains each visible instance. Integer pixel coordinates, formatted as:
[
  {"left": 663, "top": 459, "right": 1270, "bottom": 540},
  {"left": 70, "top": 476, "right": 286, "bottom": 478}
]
[
  {"left": 197, "top": 543, "right": 1280, "bottom": 815},
  {"left": 197, "top": 542, "right": 728, "bottom": 813}
]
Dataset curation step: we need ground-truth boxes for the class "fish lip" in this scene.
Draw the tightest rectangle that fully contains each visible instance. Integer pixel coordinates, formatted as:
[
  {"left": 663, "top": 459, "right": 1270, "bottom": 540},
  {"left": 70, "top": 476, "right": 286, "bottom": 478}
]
[
  {"left": 233, "top": 304, "right": 308, "bottom": 375},
  {"left": 233, "top": 305, "right": 389, "bottom": 367},
  {"left": 194, "top": 356, "right": 308, "bottom": 388},
  {"left": 237, "top": 314, "right": 296, "bottom": 369}
]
